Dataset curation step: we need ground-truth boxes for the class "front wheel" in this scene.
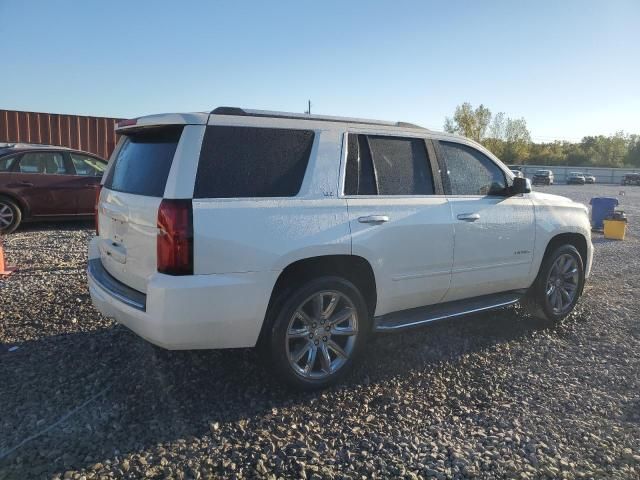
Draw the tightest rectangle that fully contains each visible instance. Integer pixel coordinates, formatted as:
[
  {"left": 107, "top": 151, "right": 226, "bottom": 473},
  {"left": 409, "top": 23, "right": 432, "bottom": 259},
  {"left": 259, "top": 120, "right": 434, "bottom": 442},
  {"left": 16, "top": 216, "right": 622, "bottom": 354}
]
[
  {"left": 0, "top": 196, "right": 22, "bottom": 234},
  {"left": 264, "top": 277, "right": 370, "bottom": 390},
  {"left": 525, "top": 245, "right": 585, "bottom": 323}
]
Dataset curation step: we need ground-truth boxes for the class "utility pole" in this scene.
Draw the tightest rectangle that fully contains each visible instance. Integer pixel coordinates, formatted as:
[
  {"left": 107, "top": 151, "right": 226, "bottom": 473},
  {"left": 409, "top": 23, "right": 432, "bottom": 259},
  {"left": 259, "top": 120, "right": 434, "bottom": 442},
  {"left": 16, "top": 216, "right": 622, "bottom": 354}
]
[{"left": 305, "top": 100, "right": 311, "bottom": 115}]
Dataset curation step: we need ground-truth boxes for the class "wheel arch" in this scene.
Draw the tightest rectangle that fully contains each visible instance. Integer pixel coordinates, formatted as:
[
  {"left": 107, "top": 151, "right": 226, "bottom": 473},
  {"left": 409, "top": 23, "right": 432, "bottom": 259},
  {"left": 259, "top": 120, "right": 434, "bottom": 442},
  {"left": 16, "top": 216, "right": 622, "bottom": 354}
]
[
  {"left": 0, "top": 191, "right": 29, "bottom": 218},
  {"left": 258, "top": 254, "right": 377, "bottom": 346},
  {"left": 543, "top": 232, "right": 588, "bottom": 267}
]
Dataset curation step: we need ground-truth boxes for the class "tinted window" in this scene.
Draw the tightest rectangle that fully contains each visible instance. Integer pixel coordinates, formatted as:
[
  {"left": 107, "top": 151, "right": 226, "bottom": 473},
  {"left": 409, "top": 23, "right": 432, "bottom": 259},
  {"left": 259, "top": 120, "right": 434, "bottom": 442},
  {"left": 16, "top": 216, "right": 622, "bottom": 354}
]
[
  {"left": 344, "top": 134, "right": 433, "bottom": 195},
  {"left": 19, "top": 152, "right": 68, "bottom": 174},
  {"left": 344, "top": 134, "right": 376, "bottom": 195},
  {"left": 439, "top": 141, "right": 506, "bottom": 196},
  {"left": 0, "top": 156, "right": 16, "bottom": 172},
  {"left": 70, "top": 153, "right": 107, "bottom": 177},
  {"left": 194, "top": 126, "right": 314, "bottom": 198},
  {"left": 105, "top": 127, "right": 183, "bottom": 197}
]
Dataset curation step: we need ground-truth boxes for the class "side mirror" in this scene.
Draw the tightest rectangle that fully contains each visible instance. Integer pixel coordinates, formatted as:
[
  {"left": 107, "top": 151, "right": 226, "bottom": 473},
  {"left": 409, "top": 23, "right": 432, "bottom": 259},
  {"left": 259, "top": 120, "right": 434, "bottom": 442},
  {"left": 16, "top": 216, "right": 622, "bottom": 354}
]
[{"left": 511, "top": 177, "right": 531, "bottom": 195}]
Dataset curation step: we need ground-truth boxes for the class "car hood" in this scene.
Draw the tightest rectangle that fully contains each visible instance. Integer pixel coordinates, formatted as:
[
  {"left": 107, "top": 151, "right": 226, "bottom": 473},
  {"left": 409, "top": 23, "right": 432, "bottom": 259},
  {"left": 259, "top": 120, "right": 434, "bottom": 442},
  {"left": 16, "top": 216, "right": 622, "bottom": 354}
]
[{"left": 529, "top": 191, "right": 588, "bottom": 211}]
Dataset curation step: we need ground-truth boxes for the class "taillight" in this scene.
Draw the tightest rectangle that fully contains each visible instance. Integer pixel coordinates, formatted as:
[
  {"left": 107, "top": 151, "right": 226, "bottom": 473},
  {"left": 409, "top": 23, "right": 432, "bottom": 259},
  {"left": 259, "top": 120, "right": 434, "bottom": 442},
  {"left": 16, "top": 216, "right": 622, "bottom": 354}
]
[
  {"left": 94, "top": 185, "right": 102, "bottom": 236},
  {"left": 157, "top": 199, "right": 193, "bottom": 275}
]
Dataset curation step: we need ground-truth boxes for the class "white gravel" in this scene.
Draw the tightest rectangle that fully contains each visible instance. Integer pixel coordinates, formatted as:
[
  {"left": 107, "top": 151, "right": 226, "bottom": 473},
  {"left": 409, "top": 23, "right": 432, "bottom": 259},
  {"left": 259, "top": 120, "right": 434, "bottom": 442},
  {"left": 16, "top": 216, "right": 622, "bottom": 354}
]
[{"left": 1, "top": 186, "right": 639, "bottom": 479}]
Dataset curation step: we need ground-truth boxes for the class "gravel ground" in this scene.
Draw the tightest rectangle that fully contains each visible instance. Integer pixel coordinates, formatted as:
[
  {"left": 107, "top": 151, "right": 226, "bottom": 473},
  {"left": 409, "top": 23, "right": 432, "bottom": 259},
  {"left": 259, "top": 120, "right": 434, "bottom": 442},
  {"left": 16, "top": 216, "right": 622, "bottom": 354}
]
[{"left": 1, "top": 185, "right": 639, "bottom": 480}]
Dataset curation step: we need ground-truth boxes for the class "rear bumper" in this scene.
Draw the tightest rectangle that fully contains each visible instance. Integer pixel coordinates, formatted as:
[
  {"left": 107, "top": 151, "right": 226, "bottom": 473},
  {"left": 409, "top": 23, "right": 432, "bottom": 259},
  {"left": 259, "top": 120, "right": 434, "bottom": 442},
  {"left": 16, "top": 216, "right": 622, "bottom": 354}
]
[{"left": 87, "top": 237, "right": 277, "bottom": 349}]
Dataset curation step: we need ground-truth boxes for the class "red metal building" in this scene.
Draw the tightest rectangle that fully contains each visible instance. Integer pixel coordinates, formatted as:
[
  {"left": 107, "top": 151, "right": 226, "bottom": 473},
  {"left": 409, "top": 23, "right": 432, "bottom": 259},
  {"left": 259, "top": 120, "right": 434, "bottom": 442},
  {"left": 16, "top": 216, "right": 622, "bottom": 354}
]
[{"left": 0, "top": 109, "right": 123, "bottom": 159}]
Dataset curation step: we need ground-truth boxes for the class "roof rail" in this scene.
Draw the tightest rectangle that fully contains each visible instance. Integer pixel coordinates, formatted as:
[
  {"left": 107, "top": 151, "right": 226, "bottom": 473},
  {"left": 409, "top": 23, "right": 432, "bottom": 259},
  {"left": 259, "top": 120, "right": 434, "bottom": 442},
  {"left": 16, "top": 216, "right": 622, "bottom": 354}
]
[{"left": 210, "top": 107, "right": 427, "bottom": 130}]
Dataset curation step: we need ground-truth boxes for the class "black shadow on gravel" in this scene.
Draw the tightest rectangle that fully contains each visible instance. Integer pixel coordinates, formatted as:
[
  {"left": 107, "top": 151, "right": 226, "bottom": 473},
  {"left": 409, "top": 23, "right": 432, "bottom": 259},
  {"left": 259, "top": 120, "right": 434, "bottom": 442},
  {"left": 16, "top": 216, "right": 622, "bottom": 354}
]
[{"left": 0, "top": 304, "right": 569, "bottom": 474}]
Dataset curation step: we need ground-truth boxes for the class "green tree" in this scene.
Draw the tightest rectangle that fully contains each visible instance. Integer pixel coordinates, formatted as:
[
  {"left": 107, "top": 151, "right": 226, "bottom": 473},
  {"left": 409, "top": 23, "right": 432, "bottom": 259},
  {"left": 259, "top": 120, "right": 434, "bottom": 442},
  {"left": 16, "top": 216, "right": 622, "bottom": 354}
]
[{"left": 443, "top": 102, "right": 492, "bottom": 142}]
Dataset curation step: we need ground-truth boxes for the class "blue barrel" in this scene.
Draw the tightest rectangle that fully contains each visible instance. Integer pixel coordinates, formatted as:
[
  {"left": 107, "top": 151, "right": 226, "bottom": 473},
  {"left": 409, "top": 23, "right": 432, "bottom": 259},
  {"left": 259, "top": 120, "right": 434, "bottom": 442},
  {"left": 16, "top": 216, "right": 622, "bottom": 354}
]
[{"left": 590, "top": 197, "right": 618, "bottom": 229}]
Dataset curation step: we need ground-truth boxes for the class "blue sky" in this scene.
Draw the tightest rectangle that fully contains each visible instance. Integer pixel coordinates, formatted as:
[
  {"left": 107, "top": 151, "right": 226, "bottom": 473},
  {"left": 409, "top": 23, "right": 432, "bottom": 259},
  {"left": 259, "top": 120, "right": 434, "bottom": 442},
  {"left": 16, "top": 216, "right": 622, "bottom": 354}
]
[{"left": 0, "top": 0, "right": 638, "bottom": 142}]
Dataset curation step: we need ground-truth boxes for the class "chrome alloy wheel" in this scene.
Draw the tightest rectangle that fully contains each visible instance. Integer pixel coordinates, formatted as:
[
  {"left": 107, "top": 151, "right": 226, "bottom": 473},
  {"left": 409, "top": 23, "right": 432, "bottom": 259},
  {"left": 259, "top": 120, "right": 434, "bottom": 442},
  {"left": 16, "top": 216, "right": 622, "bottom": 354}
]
[
  {"left": 285, "top": 290, "right": 358, "bottom": 379},
  {"left": 546, "top": 253, "right": 579, "bottom": 314},
  {"left": 0, "top": 202, "right": 14, "bottom": 229}
]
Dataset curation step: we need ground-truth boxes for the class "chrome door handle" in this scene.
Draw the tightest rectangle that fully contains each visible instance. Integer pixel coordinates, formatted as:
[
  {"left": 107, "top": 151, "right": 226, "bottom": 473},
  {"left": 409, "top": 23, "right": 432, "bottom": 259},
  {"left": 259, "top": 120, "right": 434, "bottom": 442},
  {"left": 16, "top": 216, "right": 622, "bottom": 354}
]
[
  {"left": 457, "top": 213, "right": 480, "bottom": 222},
  {"left": 358, "top": 215, "right": 389, "bottom": 224}
]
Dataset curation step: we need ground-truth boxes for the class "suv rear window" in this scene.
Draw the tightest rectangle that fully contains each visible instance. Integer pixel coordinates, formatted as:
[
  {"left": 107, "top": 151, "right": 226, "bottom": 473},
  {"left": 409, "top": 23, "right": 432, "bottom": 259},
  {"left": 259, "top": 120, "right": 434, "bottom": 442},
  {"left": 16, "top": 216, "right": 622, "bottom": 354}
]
[
  {"left": 194, "top": 126, "right": 315, "bottom": 198},
  {"left": 104, "top": 127, "right": 183, "bottom": 197}
]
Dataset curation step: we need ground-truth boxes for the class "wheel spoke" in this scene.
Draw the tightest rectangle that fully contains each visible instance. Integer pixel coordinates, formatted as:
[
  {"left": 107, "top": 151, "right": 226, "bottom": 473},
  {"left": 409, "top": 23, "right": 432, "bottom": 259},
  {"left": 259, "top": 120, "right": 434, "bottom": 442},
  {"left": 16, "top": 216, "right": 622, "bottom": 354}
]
[
  {"left": 328, "top": 307, "right": 353, "bottom": 327},
  {"left": 293, "top": 342, "right": 312, "bottom": 363},
  {"left": 312, "top": 294, "right": 324, "bottom": 318},
  {"left": 560, "top": 287, "right": 572, "bottom": 303},
  {"left": 319, "top": 343, "right": 331, "bottom": 373},
  {"left": 288, "top": 326, "right": 310, "bottom": 339},
  {"left": 554, "top": 290, "right": 563, "bottom": 310},
  {"left": 303, "top": 345, "right": 318, "bottom": 374},
  {"left": 331, "top": 325, "right": 357, "bottom": 336},
  {"left": 562, "top": 257, "right": 574, "bottom": 273},
  {"left": 327, "top": 339, "right": 347, "bottom": 359},
  {"left": 563, "top": 268, "right": 578, "bottom": 278},
  {"left": 546, "top": 283, "right": 555, "bottom": 296},
  {"left": 295, "top": 309, "right": 313, "bottom": 326},
  {"left": 322, "top": 293, "right": 339, "bottom": 319}
]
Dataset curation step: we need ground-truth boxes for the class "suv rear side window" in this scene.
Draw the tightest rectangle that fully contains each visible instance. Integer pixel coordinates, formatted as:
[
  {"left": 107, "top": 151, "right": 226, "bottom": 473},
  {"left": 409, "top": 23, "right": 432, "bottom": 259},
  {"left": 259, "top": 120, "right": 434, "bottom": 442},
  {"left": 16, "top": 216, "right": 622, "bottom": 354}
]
[
  {"left": 344, "top": 134, "right": 434, "bottom": 195},
  {"left": 194, "top": 126, "right": 315, "bottom": 198},
  {"left": 439, "top": 141, "right": 506, "bottom": 196},
  {"left": 104, "top": 127, "right": 183, "bottom": 197}
]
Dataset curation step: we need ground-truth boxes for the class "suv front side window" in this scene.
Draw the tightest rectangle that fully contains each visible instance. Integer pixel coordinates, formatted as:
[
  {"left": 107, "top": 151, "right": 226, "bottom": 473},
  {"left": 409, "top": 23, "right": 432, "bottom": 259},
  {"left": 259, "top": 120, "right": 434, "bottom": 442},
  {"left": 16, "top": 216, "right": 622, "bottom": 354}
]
[
  {"left": 344, "top": 134, "right": 434, "bottom": 196},
  {"left": 438, "top": 141, "right": 506, "bottom": 196},
  {"left": 18, "top": 152, "right": 68, "bottom": 175}
]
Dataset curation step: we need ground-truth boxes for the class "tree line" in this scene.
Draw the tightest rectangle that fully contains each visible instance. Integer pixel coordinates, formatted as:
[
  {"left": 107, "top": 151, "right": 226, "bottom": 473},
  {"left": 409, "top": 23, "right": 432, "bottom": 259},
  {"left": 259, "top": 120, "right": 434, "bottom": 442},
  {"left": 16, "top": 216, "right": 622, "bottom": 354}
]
[{"left": 444, "top": 102, "right": 640, "bottom": 168}]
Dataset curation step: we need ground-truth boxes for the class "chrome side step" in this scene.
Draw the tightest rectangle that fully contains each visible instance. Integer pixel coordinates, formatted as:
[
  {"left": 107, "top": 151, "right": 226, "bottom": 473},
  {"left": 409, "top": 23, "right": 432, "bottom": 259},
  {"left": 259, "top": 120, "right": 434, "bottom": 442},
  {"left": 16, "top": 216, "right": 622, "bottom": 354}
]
[{"left": 373, "top": 291, "right": 523, "bottom": 332}]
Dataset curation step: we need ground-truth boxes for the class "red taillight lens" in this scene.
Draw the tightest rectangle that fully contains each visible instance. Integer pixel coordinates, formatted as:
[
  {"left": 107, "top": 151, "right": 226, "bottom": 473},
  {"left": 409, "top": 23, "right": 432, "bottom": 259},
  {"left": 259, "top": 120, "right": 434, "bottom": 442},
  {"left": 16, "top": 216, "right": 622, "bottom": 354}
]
[
  {"left": 157, "top": 199, "right": 193, "bottom": 275},
  {"left": 94, "top": 185, "right": 102, "bottom": 236}
]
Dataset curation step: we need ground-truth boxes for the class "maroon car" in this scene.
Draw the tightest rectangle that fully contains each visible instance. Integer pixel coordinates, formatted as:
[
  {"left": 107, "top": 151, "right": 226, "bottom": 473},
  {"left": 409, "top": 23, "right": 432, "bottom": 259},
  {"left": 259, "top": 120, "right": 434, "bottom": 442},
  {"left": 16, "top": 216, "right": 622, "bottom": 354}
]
[{"left": 0, "top": 143, "right": 107, "bottom": 233}]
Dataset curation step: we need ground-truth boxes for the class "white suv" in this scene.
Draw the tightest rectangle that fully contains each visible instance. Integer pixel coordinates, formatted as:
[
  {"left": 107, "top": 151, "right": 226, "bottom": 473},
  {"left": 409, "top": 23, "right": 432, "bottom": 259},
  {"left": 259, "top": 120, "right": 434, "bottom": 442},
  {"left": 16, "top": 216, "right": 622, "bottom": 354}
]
[{"left": 88, "top": 107, "right": 593, "bottom": 389}]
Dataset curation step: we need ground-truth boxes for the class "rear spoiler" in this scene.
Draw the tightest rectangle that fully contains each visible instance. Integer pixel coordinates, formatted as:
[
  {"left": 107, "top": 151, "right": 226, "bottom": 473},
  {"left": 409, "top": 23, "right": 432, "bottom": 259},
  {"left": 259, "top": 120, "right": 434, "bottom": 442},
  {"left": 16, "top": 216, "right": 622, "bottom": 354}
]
[{"left": 115, "top": 113, "right": 208, "bottom": 133}]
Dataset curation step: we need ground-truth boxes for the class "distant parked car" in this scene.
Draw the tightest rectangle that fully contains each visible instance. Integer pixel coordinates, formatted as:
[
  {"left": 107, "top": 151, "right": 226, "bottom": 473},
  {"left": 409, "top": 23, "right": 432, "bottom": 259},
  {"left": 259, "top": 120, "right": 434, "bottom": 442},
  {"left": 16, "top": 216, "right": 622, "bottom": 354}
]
[
  {"left": 532, "top": 169, "right": 554, "bottom": 185},
  {"left": 567, "top": 172, "right": 586, "bottom": 185},
  {"left": 583, "top": 174, "right": 596, "bottom": 184},
  {"left": 622, "top": 173, "right": 640, "bottom": 186},
  {"left": 0, "top": 143, "right": 107, "bottom": 233},
  {"left": 511, "top": 169, "right": 524, "bottom": 178}
]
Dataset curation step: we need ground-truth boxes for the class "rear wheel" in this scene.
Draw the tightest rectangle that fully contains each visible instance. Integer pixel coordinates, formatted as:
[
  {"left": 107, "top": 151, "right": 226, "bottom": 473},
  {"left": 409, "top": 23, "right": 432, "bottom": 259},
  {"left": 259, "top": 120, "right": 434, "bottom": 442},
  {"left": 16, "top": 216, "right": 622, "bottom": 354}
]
[
  {"left": 525, "top": 245, "right": 584, "bottom": 323},
  {"left": 264, "top": 276, "right": 370, "bottom": 390},
  {"left": 0, "top": 196, "right": 21, "bottom": 234}
]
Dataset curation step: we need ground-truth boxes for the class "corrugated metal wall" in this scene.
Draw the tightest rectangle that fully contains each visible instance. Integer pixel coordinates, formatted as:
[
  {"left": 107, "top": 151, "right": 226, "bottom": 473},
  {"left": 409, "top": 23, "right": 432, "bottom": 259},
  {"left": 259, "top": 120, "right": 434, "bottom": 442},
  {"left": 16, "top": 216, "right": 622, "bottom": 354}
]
[{"left": 0, "top": 109, "right": 122, "bottom": 159}]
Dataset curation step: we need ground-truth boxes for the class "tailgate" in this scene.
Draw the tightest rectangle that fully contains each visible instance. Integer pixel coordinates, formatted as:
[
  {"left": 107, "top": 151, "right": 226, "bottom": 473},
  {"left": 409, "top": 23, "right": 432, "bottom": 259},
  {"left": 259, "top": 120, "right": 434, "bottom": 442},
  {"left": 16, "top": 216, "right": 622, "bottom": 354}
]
[{"left": 97, "top": 126, "right": 184, "bottom": 293}]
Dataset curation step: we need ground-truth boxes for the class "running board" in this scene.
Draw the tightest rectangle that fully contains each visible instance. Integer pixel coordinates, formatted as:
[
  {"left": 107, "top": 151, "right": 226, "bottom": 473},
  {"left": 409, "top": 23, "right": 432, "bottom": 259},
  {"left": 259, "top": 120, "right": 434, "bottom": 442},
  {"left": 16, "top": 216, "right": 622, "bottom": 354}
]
[{"left": 373, "top": 291, "right": 524, "bottom": 332}]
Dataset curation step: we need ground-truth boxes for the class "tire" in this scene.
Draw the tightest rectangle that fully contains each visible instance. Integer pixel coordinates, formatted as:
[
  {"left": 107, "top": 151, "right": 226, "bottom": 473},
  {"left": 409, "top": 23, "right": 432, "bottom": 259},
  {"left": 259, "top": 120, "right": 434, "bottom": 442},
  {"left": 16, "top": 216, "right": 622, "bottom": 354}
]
[
  {"left": 525, "top": 244, "right": 585, "bottom": 323},
  {"left": 0, "top": 196, "right": 22, "bottom": 234},
  {"left": 263, "top": 276, "right": 370, "bottom": 390}
]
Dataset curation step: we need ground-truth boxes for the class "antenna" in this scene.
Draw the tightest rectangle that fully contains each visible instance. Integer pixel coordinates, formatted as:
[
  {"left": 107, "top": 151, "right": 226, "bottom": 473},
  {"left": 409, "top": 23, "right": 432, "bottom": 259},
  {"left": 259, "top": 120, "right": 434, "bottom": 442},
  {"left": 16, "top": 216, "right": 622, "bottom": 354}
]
[{"left": 305, "top": 100, "right": 311, "bottom": 115}]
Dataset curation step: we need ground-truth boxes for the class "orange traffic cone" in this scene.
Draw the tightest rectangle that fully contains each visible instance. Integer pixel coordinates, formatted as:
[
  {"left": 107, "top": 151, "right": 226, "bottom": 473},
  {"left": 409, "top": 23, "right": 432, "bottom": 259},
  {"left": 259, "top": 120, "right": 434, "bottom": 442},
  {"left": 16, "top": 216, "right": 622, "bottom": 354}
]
[{"left": 0, "top": 236, "right": 16, "bottom": 276}]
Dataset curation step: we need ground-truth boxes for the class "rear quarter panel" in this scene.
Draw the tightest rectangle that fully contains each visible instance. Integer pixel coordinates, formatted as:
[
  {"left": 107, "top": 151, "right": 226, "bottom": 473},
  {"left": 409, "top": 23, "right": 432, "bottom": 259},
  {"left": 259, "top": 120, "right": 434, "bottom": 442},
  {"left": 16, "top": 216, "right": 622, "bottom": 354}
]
[{"left": 191, "top": 126, "right": 351, "bottom": 275}]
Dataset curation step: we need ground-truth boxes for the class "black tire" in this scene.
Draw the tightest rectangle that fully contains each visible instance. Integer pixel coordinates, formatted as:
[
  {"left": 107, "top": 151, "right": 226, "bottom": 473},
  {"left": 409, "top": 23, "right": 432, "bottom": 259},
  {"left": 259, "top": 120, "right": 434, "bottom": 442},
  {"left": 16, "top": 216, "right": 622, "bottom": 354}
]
[
  {"left": 262, "top": 276, "right": 370, "bottom": 390},
  {"left": 0, "top": 196, "right": 22, "bottom": 234},
  {"left": 525, "top": 244, "right": 585, "bottom": 323}
]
